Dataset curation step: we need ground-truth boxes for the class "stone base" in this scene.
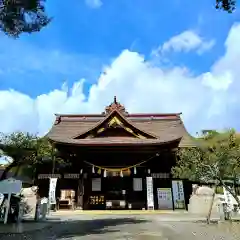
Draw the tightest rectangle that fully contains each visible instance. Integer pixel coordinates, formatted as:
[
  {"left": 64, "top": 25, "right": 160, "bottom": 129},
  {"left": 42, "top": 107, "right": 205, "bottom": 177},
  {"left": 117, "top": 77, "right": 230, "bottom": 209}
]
[
  {"left": 75, "top": 206, "right": 83, "bottom": 210},
  {"left": 21, "top": 187, "right": 37, "bottom": 218},
  {"left": 188, "top": 194, "right": 222, "bottom": 215}
]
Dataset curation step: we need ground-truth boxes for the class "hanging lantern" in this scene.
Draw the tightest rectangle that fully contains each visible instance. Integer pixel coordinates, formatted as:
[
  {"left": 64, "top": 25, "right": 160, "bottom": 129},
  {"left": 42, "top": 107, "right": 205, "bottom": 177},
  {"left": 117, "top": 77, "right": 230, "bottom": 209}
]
[
  {"left": 104, "top": 169, "right": 107, "bottom": 178},
  {"left": 97, "top": 168, "right": 101, "bottom": 175},
  {"left": 120, "top": 170, "right": 123, "bottom": 178},
  {"left": 134, "top": 167, "right": 137, "bottom": 175},
  {"left": 80, "top": 169, "right": 83, "bottom": 174},
  {"left": 148, "top": 169, "right": 151, "bottom": 174},
  {"left": 92, "top": 165, "right": 95, "bottom": 173}
]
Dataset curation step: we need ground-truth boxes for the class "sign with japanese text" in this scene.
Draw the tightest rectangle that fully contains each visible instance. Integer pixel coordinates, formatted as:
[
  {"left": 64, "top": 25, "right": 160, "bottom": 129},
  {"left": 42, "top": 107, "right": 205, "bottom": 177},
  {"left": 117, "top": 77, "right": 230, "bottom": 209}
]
[
  {"left": 92, "top": 178, "right": 101, "bottom": 191},
  {"left": 157, "top": 188, "right": 173, "bottom": 210},
  {"left": 146, "top": 177, "right": 154, "bottom": 210},
  {"left": 223, "top": 186, "right": 235, "bottom": 212},
  {"left": 133, "top": 178, "right": 142, "bottom": 191},
  {"left": 48, "top": 178, "right": 58, "bottom": 204},
  {"left": 172, "top": 180, "right": 185, "bottom": 209}
]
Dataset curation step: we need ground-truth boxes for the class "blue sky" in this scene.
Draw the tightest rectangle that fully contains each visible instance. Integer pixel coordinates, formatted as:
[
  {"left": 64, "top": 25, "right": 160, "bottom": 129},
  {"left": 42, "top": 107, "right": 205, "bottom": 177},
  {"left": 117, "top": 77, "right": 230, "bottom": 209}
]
[{"left": 0, "top": 0, "right": 240, "bottom": 135}]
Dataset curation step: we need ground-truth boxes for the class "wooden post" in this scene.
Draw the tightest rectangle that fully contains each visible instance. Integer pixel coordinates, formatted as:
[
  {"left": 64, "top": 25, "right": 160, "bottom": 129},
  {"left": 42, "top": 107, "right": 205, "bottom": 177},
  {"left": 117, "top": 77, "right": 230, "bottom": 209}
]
[
  {"left": 76, "top": 171, "right": 83, "bottom": 210},
  {"left": 34, "top": 198, "right": 41, "bottom": 221},
  {"left": 51, "top": 144, "right": 56, "bottom": 175},
  {"left": 49, "top": 144, "right": 56, "bottom": 212},
  {"left": 4, "top": 192, "right": 11, "bottom": 224}
]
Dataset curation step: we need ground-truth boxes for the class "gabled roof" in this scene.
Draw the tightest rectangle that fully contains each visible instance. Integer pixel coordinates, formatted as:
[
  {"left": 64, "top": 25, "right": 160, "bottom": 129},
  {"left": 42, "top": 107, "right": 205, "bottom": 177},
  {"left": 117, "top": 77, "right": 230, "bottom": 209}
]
[
  {"left": 73, "top": 109, "right": 157, "bottom": 140},
  {"left": 46, "top": 97, "right": 196, "bottom": 147}
]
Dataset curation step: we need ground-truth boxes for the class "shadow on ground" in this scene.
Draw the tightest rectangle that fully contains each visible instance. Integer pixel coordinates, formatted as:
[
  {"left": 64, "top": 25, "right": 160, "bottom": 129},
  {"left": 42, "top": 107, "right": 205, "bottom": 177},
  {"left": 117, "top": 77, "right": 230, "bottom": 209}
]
[
  {"left": 0, "top": 218, "right": 149, "bottom": 240},
  {"left": 58, "top": 218, "right": 148, "bottom": 239}
]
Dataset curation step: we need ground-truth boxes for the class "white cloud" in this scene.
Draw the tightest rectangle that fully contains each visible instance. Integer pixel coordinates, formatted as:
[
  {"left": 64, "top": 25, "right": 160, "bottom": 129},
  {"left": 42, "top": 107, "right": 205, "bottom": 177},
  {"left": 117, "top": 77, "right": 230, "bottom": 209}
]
[
  {"left": 202, "top": 71, "right": 233, "bottom": 91},
  {"left": 153, "top": 30, "right": 215, "bottom": 56},
  {"left": 1, "top": 24, "right": 240, "bottom": 136},
  {"left": 85, "top": 0, "right": 102, "bottom": 8}
]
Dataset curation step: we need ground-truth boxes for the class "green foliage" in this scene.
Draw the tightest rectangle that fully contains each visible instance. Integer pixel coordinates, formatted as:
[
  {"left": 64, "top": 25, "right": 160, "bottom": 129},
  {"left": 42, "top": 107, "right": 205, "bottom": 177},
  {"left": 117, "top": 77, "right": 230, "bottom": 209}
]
[
  {"left": 0, "top": 0, "right": 51, "bottom": 37},
  {"left": 0, "top": 131, "right": 52, "bottom": 165},
  {"left": 173, "top": 129, "right": 240, "bottom": 182},
  {"left": 200, "top": 130, "right": 221, "bottom": 139},
  {"left": 216, "top": 0, "right": 236, "bottom": 13},
  {"left": 0, "top": 131, "right": 53, "bottom": 180},
  {"left": 172, "top": 129, "right": 240, "bottom": 206},
  {"left": 0, "top": 131, "right": 69, "bottom": 181}
]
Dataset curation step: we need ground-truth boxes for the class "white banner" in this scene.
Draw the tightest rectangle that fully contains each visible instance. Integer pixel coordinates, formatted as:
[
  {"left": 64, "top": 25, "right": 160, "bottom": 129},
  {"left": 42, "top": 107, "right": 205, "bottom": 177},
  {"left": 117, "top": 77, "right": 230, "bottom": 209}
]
[
  {"left": 133, "top": 178, "right": 142, "bottom": 191},
  {"left": 172, "top": 180, "right": 185, "bottom": 209},
  {"left": 48, "top": 178, "right": 58, "bottom": 204},
  {"left": 146, "top": 177, "right": 154, "bottom": 210},
  {"left": 157, "top": 188, "right": 173, "bottom": 210},
  {"left": 223, "top": 186, "right": 235, "bottom": 212},
  {"left": 92, "top": 178, "right": 101, "bottom": 191},
  {"left": 0, "top": 193, "right": 4, "bottom": 206}
]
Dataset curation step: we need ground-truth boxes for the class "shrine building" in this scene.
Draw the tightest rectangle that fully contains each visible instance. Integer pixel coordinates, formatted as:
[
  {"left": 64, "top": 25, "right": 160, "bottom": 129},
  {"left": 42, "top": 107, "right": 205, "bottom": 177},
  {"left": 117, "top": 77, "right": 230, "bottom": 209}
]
[{"left": 38, "top": 97, "right": 196, "bottom": 210}]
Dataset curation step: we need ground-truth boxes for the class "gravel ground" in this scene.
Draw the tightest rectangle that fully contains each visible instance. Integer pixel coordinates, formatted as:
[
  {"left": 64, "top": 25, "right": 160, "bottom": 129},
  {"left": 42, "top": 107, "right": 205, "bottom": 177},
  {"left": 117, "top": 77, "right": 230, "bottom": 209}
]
[{"left": 0, "top": 215, "right": 239, "bottom": 240}]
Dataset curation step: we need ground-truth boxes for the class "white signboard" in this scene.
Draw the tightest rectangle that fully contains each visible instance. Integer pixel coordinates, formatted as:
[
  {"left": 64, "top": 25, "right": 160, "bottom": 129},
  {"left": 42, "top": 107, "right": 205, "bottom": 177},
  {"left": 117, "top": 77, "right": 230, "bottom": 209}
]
[
  {"left": 172, "top": 180, "right": 185, "bottom": 209},
  {"left": 0, "top": 178, "right": 22, "bottom": 194},
  {"left": 157, "top": 188, "right": 173, "bottom": 210},
  {"left": 120, "top": 201, "right": 126, "bottom": 207},
  {"left": 133, "top": 178, "right": 142, "bottom": 191},
  {"left": 48, "top": 178, "right": 58, "bottom": 204},
  {"left": 146, "top": 177, "right": 154, "bottom": 210},
  {"left": 0, "top": 179, "right": 22, "bottom": 224},
  {"left": 0, "top": 193, "right": 4, "bottom": 206},
  {"left": 92, "top": 178, "right": 101, "bottom": 191},
  {"left": 223, "top": 186, "right": 235, "bottom": 212}
]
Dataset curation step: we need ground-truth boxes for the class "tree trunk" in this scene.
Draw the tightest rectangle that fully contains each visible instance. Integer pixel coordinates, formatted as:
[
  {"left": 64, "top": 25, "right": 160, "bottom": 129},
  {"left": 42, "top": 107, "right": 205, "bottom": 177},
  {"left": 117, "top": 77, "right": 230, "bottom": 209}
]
[
  {"left": 13, "top": 164, "right": 21, "bottom": 177},
  {"left": 221, "top": 181, "right": 240, "bottom": 208},
  {"left": 0, "top": 162, "right": 17, "bottom": 180},
  {"left": 206, "top": 185, "right": 216, "bottom": 224}
]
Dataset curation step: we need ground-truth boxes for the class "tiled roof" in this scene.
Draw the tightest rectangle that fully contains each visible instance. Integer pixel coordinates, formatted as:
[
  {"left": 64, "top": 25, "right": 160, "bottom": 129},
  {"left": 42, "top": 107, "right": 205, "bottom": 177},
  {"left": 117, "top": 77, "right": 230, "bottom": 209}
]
[
  {"left": 47, "top": 112, "right": 196, "bottom": 147},
  {"left": 46, "top": 96, "right": 196, "bottom": 147},
  {"left": 49, "top": 136, "right": 182, "bottom": 146}
]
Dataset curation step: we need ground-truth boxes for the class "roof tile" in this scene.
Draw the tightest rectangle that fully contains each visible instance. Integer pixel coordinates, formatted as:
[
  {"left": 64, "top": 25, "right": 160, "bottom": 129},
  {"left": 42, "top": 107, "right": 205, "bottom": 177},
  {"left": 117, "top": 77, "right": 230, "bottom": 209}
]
[{"left": 47, "top": 113, "right": 196, "bottom": 147}]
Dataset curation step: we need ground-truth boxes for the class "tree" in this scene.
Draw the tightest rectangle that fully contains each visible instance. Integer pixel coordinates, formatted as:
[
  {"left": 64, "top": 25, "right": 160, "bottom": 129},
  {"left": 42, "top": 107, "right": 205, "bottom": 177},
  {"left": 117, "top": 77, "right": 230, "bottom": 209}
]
[
  {"left": 0, "top": 131, "right": 70, "bottom": 181},
  {"left": 172, "top": 129, "right": 240, "bottom": 211},
  {"left": 0, "top": 131, "right": 52, "bottom": 180},
  {"left": 0, "top": 0, "right": 51, "bottom": 37},
  {"left": 216, "top": 0, "right": 236, "bottom": 13}
]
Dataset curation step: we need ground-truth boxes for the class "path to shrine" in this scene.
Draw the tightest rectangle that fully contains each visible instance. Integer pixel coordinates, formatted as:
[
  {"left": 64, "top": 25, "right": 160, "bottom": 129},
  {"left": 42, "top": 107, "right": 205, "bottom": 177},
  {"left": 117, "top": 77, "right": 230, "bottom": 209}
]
[{"left": 0, "top": 213, "right": 239, "bottom": 240}]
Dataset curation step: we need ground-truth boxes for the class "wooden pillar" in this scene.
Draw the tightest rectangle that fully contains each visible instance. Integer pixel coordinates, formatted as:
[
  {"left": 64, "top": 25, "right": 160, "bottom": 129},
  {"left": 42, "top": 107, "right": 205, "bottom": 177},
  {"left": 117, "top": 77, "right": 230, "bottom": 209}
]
[{"left": 76, "top": 175, "right": 84, "bottom": 209}]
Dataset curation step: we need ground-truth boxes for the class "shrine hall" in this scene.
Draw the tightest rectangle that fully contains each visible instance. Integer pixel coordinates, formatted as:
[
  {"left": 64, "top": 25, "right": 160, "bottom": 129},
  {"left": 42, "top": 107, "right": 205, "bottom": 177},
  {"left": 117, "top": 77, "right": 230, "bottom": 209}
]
[{"left": 37, "top": 97, "right": 196, "bottom": 210}]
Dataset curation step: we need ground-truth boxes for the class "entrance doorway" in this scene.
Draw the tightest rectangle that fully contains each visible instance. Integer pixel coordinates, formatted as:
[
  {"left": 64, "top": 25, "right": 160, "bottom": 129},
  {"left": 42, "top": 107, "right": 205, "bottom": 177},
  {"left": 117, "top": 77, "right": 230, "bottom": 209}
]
[{"left": 104, "top": 177, "right": 128, "bottom": 209}]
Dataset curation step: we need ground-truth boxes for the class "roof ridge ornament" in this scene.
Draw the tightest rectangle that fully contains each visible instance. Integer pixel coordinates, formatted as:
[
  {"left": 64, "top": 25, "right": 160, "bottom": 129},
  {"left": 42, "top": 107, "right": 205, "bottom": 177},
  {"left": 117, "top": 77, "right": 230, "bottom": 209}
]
[{"left": 104, "top": 96, "right": 128, "bottom": 115}]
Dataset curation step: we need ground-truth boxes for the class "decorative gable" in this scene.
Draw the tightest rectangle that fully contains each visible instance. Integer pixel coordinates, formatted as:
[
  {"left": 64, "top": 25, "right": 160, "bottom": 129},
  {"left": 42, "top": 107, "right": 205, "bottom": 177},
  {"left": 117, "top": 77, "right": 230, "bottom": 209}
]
[
  {"left": 103, "top": 96, "right": 128, "bottom": 115},
  {"left": 74, "top": 108, "right": 156, "bottom": 140}
]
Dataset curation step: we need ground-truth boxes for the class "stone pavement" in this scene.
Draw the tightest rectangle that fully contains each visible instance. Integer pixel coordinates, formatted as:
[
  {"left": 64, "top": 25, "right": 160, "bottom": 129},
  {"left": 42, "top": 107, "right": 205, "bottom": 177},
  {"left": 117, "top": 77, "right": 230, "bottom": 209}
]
[
  {"left": 0, "top": 221, "right": 50, "bottom": 234},
  {"left": 49, "top": 210, "right": 228, "bottom": 222},
  {"left": 0, "top": 212, "right": 239, "bottom": 240}
]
